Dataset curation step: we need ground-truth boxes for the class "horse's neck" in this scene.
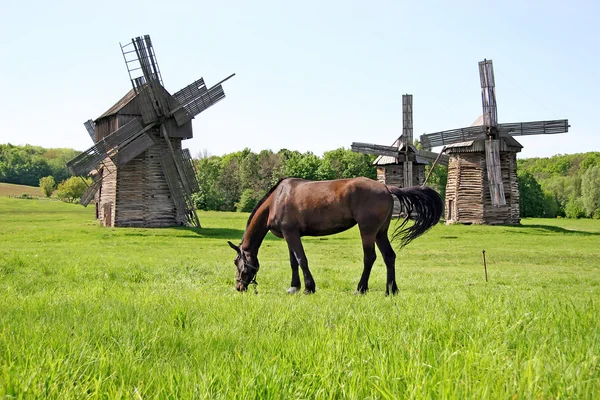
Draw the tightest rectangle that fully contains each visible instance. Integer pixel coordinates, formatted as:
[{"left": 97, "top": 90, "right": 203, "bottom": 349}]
[{"left": 241, "top": 202, "right": 270, "bottom": 254}]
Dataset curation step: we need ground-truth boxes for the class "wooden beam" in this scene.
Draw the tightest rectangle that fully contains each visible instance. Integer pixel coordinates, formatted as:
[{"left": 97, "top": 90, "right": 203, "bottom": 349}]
[
  {"left": 479, "top": 59, "right": 498, "bottom": 129},
  {"left": 420, "top": 126, "right": 487, "bottom": 149},
  {"left": 351, "top": 142, "right": 398, "bottom": 158},
  {"left": 485, "top": 139, "right": 506, "bottom": 206},
  {"left": 418, "top": 149, "right": 449, "bottom": 166}
]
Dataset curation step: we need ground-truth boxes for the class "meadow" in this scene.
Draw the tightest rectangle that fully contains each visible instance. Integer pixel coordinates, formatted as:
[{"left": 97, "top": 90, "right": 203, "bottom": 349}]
[{"left": 0, "top": 191, "right": 599, "bottom": 398}]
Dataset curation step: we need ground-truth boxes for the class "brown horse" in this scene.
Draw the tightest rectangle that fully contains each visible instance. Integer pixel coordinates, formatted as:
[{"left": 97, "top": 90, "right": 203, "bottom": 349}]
[{"left": 227, "top": 177, "right": 443, "bottom": 295}]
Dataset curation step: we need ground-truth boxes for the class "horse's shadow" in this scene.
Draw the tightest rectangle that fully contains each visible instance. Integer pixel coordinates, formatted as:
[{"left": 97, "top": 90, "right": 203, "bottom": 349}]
[{"left": 511, "top": 224, "right": 600, "bottom": 236}]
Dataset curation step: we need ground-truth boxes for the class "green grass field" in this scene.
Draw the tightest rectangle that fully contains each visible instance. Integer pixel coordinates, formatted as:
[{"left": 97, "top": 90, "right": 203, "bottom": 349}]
[{"left": 1, "top": 195, "right": 599, "bottom": 398}]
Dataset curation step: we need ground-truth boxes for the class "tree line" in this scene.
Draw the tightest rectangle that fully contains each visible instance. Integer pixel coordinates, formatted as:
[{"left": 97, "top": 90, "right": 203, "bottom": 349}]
[
  {"left": 0, "top": 144, "right": 78, "bottom": 187},
  {"left": 192, "top": 148, "right": 378, "bottom": 212},
  {"left": 517, "top": 152, "right": 600, "bottom": 219},
  {"left": 1, "top": 142, "right": 599, "bottom": 219}
]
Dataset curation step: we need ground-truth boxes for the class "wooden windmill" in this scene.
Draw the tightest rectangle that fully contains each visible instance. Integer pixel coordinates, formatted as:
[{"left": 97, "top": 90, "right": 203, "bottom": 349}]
[
  {"left": 351, "top": 94, "right": 448, "bottom": 189},
  {"left": 67, "top": 35, "right": 234, "bottom": 228},
  {"left": 420, "top": 59, "right": 569, "bottom": 225}
]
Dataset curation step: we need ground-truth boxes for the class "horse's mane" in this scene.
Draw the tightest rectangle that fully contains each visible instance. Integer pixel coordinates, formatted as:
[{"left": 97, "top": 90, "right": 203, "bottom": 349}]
[{"left": 245, "top": 177, "right": 287, "bottom": 229}]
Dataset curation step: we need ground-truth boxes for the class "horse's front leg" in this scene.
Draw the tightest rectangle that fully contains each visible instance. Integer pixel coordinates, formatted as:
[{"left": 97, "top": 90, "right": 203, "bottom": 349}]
[
  {"left": 287, "top": 244, "right": 301, "bottom": 294},
  {"left": 283, "top": 232, "right": 316, "bottom": 294}
]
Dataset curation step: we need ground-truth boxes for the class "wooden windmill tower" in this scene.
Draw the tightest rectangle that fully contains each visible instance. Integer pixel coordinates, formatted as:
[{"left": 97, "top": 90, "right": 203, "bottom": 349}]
[
  {"left": 67, "top": 35, "right": 234, "bottom": 228},
  {"left": 352, "top": 94, "right": 448, "bottom": 188},
  {"left": 420, "top": 59, "right": 569, "bottom": 225}
]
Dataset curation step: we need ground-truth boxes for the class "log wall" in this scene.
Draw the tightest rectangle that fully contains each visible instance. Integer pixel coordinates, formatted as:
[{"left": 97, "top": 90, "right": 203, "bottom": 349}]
[
  {"left": 98, "top": 157, "right": 117, "bottom": 227},
  {"left": 113, "top": 137, "right": 183, "bottom": 227},
  {"left": 445, "top": 151, "right": 520, "bottom": 225}
]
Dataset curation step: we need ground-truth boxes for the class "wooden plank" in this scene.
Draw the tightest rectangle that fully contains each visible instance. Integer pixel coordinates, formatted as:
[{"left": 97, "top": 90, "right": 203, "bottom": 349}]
[
  {"left": 485, "top": 139, "right": 506, "bottom": 206},
  {"left": 402, "top": 94, "right": 413, "bottom": 145},
  {"left": 351, "top": 142, "right": 398, "bottom": 158},
  {"left": 113, "top": 133, "right": 155, "bottom": 167},
  {"left": 499, "top": 119, "right": 569, "bottom": 136},
  {"left": 479, "top": 59, "right": 498, "bottom": 128}
]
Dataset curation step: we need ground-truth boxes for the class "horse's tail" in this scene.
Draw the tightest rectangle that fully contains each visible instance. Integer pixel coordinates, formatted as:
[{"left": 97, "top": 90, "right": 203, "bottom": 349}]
[{"left": 386, "top": 185, "right": 444, "bottom": 249}]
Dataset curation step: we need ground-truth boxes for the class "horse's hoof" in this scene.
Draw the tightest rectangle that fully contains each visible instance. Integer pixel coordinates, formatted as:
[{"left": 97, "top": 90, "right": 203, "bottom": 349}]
[
  {"left": 303, "top": 289, "right": 315, "bottom": 295},
  {"left": 353, "top": 290, "right": 367, "bottom": 296},
  {"left": 287, "top": 287, "right": 300, "bottom": 295}
]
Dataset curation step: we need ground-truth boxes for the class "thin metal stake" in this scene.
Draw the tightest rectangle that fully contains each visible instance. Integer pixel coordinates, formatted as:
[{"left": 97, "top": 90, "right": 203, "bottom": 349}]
[{"left": 482, "top": 250, "right": 488, "bottom": 282}]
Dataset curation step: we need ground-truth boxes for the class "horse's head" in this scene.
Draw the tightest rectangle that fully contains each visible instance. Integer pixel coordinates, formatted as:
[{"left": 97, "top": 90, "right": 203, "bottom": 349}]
[{"left": 227, "top": 241, "right": 259, "bottom": 292}]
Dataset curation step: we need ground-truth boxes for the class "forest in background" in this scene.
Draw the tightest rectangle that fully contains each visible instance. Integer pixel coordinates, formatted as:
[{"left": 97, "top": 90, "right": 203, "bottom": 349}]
[{"left": 1, "top": 143, "right": 599, "bottom": 219}]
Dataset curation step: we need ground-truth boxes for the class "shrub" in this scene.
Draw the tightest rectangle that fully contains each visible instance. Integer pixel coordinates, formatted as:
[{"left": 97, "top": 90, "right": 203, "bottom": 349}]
[
  {"left": 39, "top": 176, "right": 56, "bottom": 197},
  {"left": 56, "top": 177, "right": 90, "bottom": 203}
]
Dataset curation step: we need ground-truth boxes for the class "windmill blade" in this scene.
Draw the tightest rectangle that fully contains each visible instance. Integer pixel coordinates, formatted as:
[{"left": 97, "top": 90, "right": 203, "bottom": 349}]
[
  {"left": 170, "top": 78, "right": 207, "bottom": 126},
  {"left": 172, "top": 74, "right": 235, "bottom": 126},
  {"left": 176, "top": 148, "right": 200, "bottom": 194},
  {"left": 80, "top": 173, "right": 103, "bottom": 206},
  {"left": 420, "top": 126, "right": 487, "bottom": 150},
  {"left": 499, "top": 119, "right": 569, "bottom": 136},
  {"left": 84, "top": 120, "right": 96, "bottom": 143},
  {"left": 173, "top": 78, "right": 207, "bottom": 106},
  {"left": 159, "top": 152, "right": 200, "bottom": 227},
  {"left": 485, "top": 139, "right": 506, "bottom": 206},
  {"left": 160, "top": 153, "right": 189, "bottom": 223},
  {"left": 132, "top": 35, "right": 162, "bottom": 85},
  {"left": 479, "top": 59, "right": 498, "bottom": 128},
  {"left": 351, "top": 142, "right": 399, "bottom": 158},
  {"left": 121, "top": 35, "right": 170, "bottom": 119},
  {"left": 173, "top": 84, "right": 226, "bottom": 126},
  {"left": 112, "top": 133, "right": 156, "bottom": 166},
  {"left": 402, "top": 94, "right": 413, "bottom": 146},
  {"left": 67, "top": 118, "right": 146, "bottom": 176}
]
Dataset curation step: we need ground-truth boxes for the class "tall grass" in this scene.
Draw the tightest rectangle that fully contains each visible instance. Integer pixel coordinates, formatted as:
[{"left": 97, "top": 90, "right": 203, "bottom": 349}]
[{"left": 0, "top": 197, "right": 599, "bottom": 398}]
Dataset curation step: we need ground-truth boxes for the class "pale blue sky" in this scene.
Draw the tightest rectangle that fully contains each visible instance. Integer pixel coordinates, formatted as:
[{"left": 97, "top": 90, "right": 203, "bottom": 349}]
[{"left": 0, "top": 0, "right": 597, "bottom": 159}]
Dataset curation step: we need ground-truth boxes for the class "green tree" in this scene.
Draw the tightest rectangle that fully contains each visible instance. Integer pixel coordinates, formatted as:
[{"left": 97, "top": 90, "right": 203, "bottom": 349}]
[
  {"left": 518, "top": 171, "right": 545, "bottom": 218},
  {"left": 216, "top": 152, "right": 244, "bottom": 211},
  {"left": 193, "top": 156, "right": 224, "bottom": 210},
  {"left": 542, "top": 192, "right": 559, "bottom": 218},
  {"left": 256, "top": 150, "right": 284, "bottom": 190},
  {"left": 565, "top": 195, "right": 586, "bottom": 219},
  {"left": 56, "top": 177, "right": 89, "bottom": 203},
  {"left": 39, "top": 176, "right": 56, "bottom": 197},
  {"left": 581, "top": 165, "right": 600, "bottom": 218},
  {"left": 321, "top": 148, "right": 377, "bottom": 180},
  {"left": 43, "top": 148, "right": 79, "bottom": 183},
  {"left": 284, "top": 152, "right": 322, "bottom": 180},
  {"left": 424, "top": 164, "right": 447, "bottom": 199},
  {"left": 236, "top": 189, "right": 259, "bottom": 212}
]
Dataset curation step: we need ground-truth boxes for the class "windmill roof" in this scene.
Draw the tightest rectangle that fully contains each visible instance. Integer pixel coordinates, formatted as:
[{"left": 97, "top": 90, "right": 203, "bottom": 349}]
[
  {"left": 97, "top": 88, "right": 138, "bottom": 120},
  {"left": 445, "top": 140, "right": 475, "bottom": 149}
]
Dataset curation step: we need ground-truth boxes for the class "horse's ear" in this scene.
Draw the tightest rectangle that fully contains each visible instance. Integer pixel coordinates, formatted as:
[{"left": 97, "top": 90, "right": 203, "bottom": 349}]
[{"left": 227, "top": 241, "right": 240, "bottom": 253}]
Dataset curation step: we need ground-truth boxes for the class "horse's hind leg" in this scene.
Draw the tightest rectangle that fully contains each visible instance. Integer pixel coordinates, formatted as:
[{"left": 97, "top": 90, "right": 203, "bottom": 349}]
[
  {"left": 283, "top": 232, "right": 316, "bottom": 294},
  {"left": 287, "top": 244, "right": 301, "bottom": 294},
  {"left": 356, "top": 231, "right": 377, "bottom": 294},
  {"left": 375, "top": 231, "right": 398, "bottom": 295}
]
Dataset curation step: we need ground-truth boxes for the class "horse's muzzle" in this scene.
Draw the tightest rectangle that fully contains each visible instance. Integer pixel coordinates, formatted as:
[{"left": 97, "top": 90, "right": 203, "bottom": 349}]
[{"left": 235, "top": 281, "right": 247, "bottom": 292}]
